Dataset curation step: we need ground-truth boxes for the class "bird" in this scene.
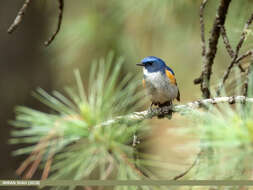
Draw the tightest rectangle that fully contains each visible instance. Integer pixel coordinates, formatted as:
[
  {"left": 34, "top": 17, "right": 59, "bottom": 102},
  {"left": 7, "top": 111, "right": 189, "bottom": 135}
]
[{"left": 136, "top": 56, "right": 180, "bottom": 111}]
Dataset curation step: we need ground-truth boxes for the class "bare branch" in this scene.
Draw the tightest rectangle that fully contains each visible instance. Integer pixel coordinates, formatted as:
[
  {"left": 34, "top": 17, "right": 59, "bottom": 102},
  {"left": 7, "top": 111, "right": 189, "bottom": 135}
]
[
  {"left": 235, "top": 13, "right": 253, "bottom": 56},
  {"left": 217, "top": 13, "right": 253, "bottom": 95},
  {"left": 200, "top": 0, "right": 208, "bottom": 57},
  {"left": 7, "top": 0, "right": 32, "bottom": 33},
  {"left": 44, "top": 0, "right": 64, "bottom": 46},
  {"left": 220, "top": 25, "right": 245, "bottom": 72},
  {"left": 195, "top": 0, "right": 231, "bottom": 98},
  {"left": 220, "top": 25, "right": 234, "bottom": 57},
  {"left": 194, "top": 0, "right": 208, "bottom": 85}
]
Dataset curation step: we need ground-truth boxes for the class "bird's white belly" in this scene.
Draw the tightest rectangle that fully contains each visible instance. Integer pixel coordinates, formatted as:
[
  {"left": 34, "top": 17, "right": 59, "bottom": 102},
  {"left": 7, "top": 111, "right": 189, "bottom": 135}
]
[{"left": 144, "top": 70, "right": 178, "bottom": 104}]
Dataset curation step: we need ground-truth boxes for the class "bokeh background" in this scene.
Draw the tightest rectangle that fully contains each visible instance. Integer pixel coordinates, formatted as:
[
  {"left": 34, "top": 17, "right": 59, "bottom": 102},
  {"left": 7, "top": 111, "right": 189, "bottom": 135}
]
[{"left": 0, "top": 0, "right": 253, "bottom": 184}]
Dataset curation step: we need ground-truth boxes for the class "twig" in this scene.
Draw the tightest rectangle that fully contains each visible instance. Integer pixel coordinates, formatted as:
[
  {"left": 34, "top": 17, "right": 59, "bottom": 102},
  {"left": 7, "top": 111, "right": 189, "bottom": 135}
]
[
  {"left": 200, "top": 0, "right": 208, "bottom": 58},
  {"left": 16, "top": 138, "right": 50, "bottom": 176},
  {"left": 7, "top": 0, "right": 32, "bottom": 33},
  {"left": 220, "top": 25, "right": 234, "bottom": 58},
  {"left": 24, "top": 143, "right": 47, "bottom": 179},
  {"left": 41, "top": 140, "right": 58, "bottom": 180},
  {"left": 97, "top": 96, "right": 253, "bottom": 128},
  {"left": 44, "top": 0, "right": 64, "bottom": 46},
  {"left": 194, "top": 0, "right": 208, "bottom": 85},
  {"left": 220, "top": 25, "right": 245, "bottom": 72},
  {"left": 236, "top": 50, "right": 253, "bottom": 63},
  {"left": 195, "top": 0, "right": 231, "bottom": 98},
  {"left": 16, "top": 125, "right": 59, "bottom": 178},
  {"left": 173, "top": 150, "right": 202, "bottom": 180},
  {"left": 217, "top": 13, "right": 253, "bottom": 95}
]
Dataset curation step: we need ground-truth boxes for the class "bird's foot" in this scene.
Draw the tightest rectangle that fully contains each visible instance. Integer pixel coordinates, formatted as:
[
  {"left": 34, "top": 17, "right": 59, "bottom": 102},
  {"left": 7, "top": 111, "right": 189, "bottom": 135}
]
[{"left": 157, "top": 101, "right": 173, "bottom": 119}]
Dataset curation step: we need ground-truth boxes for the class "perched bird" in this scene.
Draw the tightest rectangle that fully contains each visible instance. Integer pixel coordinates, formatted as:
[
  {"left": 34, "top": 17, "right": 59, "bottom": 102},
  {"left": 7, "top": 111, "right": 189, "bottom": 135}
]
[{"left": 136, "top": 56, "right": 180, "bottom": 109}]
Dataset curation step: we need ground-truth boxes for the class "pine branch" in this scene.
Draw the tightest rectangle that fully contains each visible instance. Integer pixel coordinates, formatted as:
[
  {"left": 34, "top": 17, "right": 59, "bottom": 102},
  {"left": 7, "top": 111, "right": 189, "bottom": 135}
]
[{"left": 97, "top": 96, "right": 253, "bottom": 127}]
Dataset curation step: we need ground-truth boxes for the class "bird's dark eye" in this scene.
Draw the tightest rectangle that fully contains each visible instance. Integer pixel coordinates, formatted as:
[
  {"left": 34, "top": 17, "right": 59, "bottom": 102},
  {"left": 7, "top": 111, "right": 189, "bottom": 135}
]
[{"left": 147, "top": 62, "right": 153, "bottom": 66}]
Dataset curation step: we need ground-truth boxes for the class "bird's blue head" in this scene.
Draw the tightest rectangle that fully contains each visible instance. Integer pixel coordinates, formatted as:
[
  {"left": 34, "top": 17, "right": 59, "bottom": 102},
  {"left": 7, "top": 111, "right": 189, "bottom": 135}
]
[{"left": 136, "top": 56, "right": 169, "bottom": 73}]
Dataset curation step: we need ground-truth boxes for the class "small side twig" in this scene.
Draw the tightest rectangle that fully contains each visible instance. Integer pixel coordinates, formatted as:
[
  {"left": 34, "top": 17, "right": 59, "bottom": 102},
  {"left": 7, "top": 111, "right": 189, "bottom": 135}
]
[
  {"left": 243, "top": 61, "right": 253, "bottom": 97},
  {"left": 44, "top": 0, "right": 64, "bottom": 46},
  {"left": 200, "top": 0, "right": 208, "bottom": 58},
  {"left": 236, "top": 50, "right": 253, "bottom": 63},
  {"left": 7, "top": 0, "right": 32, "bottom": 33}
]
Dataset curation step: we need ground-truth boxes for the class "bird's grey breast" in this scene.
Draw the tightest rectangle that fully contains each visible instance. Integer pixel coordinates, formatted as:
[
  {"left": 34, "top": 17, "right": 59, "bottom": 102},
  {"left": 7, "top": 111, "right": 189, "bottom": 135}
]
[
  {"left": 143, "top": 68, "right": 170, "bottom": 102},
  {"left": 143, "top": 68, "right": 178, "bottom": 103}
]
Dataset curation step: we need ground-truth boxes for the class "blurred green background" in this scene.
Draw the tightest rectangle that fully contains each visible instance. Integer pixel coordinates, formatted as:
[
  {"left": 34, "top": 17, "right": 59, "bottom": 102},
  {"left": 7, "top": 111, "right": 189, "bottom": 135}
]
[{"left": 0, "top": 0, "right": 253, "bottom": 183}]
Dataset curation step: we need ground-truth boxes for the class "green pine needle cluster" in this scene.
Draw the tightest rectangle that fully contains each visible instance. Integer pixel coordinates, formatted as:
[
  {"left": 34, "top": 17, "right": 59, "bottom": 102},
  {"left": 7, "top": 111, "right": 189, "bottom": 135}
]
[
  {"left": 187, "top": 69, "right": 253, "bottom": 180},
  {"left": 10, "top": 53, "right": 163, "bottom": 189}
]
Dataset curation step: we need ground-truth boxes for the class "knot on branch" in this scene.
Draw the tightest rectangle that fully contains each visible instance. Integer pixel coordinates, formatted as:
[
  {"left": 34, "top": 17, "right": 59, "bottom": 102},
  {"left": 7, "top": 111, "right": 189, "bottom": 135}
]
[{"left": 194, "top": 77, "right": 203, "bottom": 84}]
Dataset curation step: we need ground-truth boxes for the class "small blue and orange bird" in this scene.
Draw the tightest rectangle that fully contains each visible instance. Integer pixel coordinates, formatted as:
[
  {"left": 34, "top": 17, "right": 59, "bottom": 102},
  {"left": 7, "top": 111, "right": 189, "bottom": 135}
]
[{"left": 136, "top": 56, "right": 180, "bottom": 108}]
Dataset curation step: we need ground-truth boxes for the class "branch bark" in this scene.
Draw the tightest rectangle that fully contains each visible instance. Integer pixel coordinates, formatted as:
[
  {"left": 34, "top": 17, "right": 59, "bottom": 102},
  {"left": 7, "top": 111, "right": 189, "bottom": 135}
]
[
  {"left": 217, "top": 13, "right": 253, "bottom": 95},
  {"left": 7, "top": 0, "right": 32, "bottom": 33},
  {"left": 97, "top": 96, "right": 253, "bottom": 128},
  {"left": 8, "top": 0, "right": 64, "bottom": 46},
  {"left": 195, "top": 0, "right": 231, "bottom": 98},
  {"left": 44, "top": 0, "right": 64, "bottom": 46}
]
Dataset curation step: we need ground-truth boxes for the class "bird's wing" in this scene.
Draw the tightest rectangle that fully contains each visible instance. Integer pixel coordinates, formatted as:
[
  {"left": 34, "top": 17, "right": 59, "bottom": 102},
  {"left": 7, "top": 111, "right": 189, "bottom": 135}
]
[
  {"left": 165, "top": 68, "right": 176, "bottom": 85},
  {"left": 142, "top": 79, "right": 146, "bottom": 88},
  {"left": 165, "top": 68, "right": 180, "bottom": 101}
]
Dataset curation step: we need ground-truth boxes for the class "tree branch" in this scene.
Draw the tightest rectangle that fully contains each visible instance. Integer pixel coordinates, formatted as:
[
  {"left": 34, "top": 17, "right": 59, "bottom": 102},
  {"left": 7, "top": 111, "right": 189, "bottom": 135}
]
[
  {"left": 217, "top": 13, "right": 253, "bottom": 95},
  {"left": 221, "top": 25, "right": 247, "bottom": 73},
  {"left": 97, "top": 96, "right": 253, "bottom": 127},
  {"left": 44, "top": 0, "right": 64, "bottom": 46},
  {"left": 7, "top": 0, "right": 32, "bottom": 33},
  {"left": 194, "top": 0, "right": 208, "bottom": 85},
  {"left": 8, "top": 0, "right": 64, "bottom": 46},
  {"left": 195, "top": 0, "right": 231, "bottom": 98},
  {"left": 200, "top": 0, "right": 208, "bottom": 58},
  {"left": 220, "top": 25, "right": 234, "bottom": 58}
]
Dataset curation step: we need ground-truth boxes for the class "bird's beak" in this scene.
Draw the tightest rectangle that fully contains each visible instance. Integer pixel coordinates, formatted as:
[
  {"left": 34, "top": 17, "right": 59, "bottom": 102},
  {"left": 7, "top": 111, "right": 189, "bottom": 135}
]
[{"left": 136, "top": 63, "right": 145, "bottom": 66}]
